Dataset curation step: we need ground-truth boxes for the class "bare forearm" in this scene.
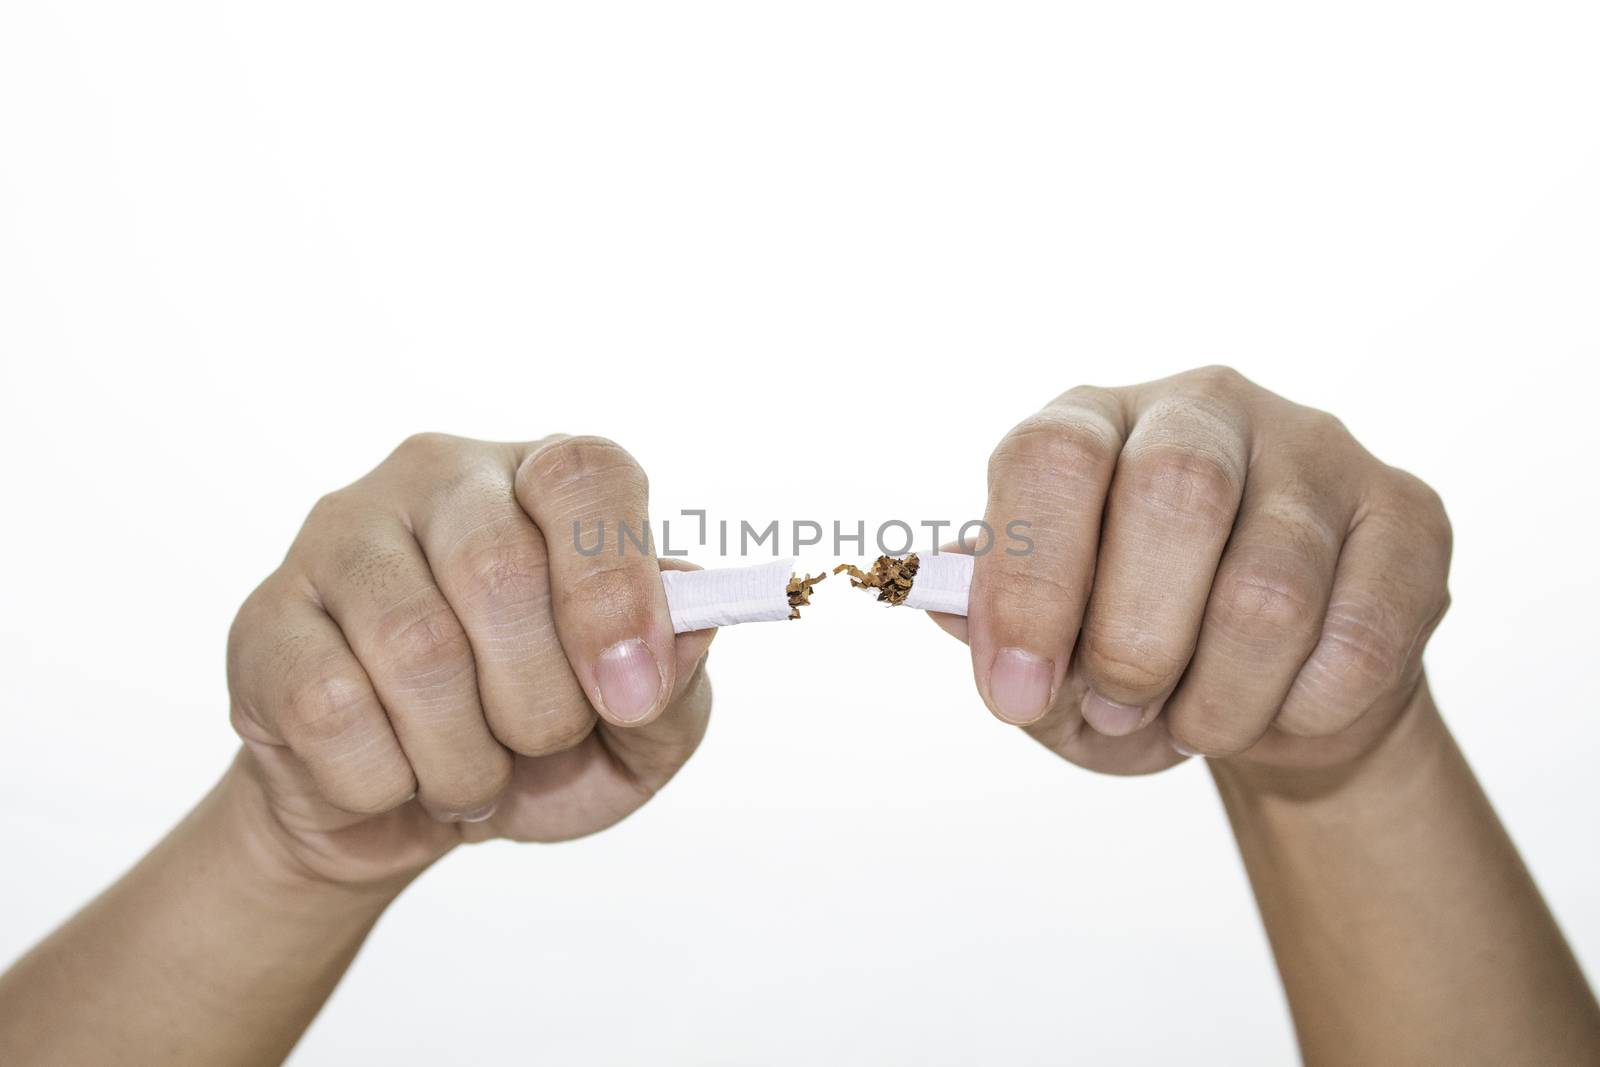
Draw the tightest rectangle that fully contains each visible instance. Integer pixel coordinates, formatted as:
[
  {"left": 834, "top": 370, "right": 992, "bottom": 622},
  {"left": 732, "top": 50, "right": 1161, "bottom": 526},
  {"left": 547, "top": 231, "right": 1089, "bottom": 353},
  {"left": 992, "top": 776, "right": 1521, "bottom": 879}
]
[
  {"left": 1213, "top": 683, "right": 1600, "bottom": 1065},
  {"left": 0, "top": 755, "right": 405, "bottom": 1066}
]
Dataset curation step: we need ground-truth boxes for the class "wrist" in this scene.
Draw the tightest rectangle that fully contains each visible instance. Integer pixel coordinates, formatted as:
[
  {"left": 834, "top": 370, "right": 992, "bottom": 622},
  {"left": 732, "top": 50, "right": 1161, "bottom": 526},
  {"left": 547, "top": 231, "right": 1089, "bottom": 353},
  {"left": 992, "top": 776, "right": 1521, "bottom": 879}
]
[
  {"left": 209, "top": 753, "right": 422, "bottom": 911},
  {"left": 1210, "top": 678, "right": 1450, "bottom": 806}
]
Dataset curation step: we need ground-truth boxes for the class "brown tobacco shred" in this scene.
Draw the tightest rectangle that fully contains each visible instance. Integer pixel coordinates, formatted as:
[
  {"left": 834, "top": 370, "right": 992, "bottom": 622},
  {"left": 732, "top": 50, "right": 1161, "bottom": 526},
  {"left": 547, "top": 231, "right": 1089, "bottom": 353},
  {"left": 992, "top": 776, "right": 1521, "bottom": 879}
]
[
  {"left": 786, "top": 571, "right": 828, "bottom": 619},
  {"left": 832, "top": 553, "right": 920, "bottom": 606}
]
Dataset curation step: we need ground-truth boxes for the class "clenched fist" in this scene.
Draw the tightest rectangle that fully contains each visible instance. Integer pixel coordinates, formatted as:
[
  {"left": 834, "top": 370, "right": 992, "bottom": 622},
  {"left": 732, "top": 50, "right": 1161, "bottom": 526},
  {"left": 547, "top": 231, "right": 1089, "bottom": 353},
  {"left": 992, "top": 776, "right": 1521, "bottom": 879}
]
[
  {"left": 227, "top": 433, "right": 713, "bottom": 887},
  {"left": 955, "top": 366, "right": 1452, "bottom": 776}
]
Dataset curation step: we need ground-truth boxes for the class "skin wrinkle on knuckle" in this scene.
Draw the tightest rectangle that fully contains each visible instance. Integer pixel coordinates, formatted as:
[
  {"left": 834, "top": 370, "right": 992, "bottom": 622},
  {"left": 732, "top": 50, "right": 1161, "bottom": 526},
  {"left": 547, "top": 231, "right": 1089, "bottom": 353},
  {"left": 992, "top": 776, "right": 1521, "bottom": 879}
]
[
  {"left": 988, "top": 413, "right": 1118, "bottom": 487},
  {"left": 1119, "top": 443, "right": 1242, "bottom": 526},
  {"left": 1133, "top": 390, "right": 1246, "bottom": 444},
  {"left": 541, "top": 477, "right": 648, "bottom": 521},
  {"left": 467, "top": 605, "right": 549, "bottom": 656},
  {"left": 490, "top": 703, "right": 596, "bottom": 757},
  {"left": 1252, "top": 493, "right": 1343, "bottom": 554},
  {"left": 1276, "top": 681, "right": 1367, "bottom": 738},
  {"left": 1167, "top": 707, "right": 1255, "bottom": 758},
  {"left": 341, "top": 778, "right": 416, "bottom": 816},
  {"left": 393, "top": 688, "right": 482, "bottom": 732},
  {"left": 471, "top": 607, "right": 558, "bottom": 660},
  {"left": 1079, "top": 625, "right": 1189, "bottom": 696},
  {"left": 282, "top": 671, "right": 375, "bottom": 749},
  {"left": 526, "top": 436, "right": 646, "bottom": 498},
  {"left": 376, "top": 601, "right": 475, "bottom": 692},
  {"left": 980, "top": 563, "right": 1082, "bottom": 616},
  {"left": 318, "top": 729, "right": 416, "bottom": 810},
  {"left": 1310, "top": 602, "right": 1410, "bottom": 696},
  {"left": 1386, "top": 471, "right": 1454, "bottom": 558},
  {"left": 1372, "top": 513, "right": 1452, "bottom": 603},
  {"left": 453, "top": 536, "right": 549, "bottom": 612},
  {"left": 1208, "top": 557, "right": 1325, "bottom": 647},
  {"left": 231, "top": 576, "right": 323, "bottom": 672},
  {"left": 494, "top": 634, "right": 571, "bottom": 683},
  {"left": 426, "top": 771, "right": 510, "bottom": 815},
  {"left": 1000, "top": 463, "right": 1108, "bottom": 519},
  {"left": 438, "top": 509, "right": 522, "bottom": 555}
]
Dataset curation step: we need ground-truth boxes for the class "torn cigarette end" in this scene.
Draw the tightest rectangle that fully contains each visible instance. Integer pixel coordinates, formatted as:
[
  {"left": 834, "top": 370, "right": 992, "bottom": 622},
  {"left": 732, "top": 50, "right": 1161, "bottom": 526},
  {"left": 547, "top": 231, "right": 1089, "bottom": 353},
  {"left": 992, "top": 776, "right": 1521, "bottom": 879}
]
[
  {"left": 785, "top": 570, "right": 828, "bottom": 619},
  {"left": 833, "top": 553, "right": 921, "bottom": 606},
  {"left": 833, "top": 551, "right": 973, "bottom": 616}
]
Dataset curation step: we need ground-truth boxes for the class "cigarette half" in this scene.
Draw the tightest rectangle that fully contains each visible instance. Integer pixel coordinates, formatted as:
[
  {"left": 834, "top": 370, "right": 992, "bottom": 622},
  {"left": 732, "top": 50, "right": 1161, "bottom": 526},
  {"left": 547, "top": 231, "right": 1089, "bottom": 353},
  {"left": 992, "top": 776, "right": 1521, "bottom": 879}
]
[
  {"left": 833, "top": 552, "right": 973, "bottom": 616},
  {"left": 660, "top": 558, "right": 828, "bottom": 633}
]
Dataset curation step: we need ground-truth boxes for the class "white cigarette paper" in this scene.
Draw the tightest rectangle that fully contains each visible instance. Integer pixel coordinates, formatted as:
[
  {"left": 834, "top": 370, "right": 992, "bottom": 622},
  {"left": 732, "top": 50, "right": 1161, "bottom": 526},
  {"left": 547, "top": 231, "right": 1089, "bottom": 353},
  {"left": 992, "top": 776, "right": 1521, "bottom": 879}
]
[
  {"left": 903, "top": 552, "right": 974, "bottom": 615},
  {"left": 660, "top": 558, "right": 800, "bottom": 633}
]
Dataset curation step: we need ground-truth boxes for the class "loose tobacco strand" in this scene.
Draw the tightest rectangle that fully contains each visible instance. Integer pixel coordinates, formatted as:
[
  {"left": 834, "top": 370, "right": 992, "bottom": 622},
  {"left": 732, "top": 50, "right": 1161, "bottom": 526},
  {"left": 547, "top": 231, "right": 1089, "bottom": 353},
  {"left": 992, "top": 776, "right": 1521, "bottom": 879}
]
[
  {"left": 831, "top": 553, "right": 920, "bottom": 606},
  {"left": 786, "top": 570, "right": 828, "bottom": 619}
]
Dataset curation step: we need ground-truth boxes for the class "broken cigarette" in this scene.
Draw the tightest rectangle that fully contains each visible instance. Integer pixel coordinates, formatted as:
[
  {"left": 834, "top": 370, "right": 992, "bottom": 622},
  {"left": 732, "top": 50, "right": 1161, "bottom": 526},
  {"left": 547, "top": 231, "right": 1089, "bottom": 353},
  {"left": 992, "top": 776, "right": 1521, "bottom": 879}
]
[
  {"left": 833, "top": 552, "right": 973, "bottom": 615},
  {"left": 659, "top": 558, "right": 828, "bottom": 633},
  {"left": 660, "top": 552, "right": 973, "bottom": 633}
]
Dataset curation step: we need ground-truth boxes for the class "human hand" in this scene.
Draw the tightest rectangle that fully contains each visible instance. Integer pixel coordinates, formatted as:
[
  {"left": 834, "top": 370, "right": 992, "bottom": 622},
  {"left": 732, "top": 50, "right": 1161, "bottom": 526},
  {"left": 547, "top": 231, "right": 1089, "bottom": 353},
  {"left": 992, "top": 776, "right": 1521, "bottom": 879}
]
[
  {"left": 949, "top": 366, "right": 1451, "bottom": 777},
  {"left": 226, "top": 434, "right": 712, "bottom": 888}
]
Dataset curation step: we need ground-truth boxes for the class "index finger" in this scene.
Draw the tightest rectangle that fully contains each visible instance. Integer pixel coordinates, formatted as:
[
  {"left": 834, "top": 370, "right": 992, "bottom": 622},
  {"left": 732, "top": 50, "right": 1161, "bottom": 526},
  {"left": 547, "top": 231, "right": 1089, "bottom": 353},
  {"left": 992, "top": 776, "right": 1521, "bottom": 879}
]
[
  {"left": 968, "top": 388, "right": 1127, "bottom": 725},
  {"left": 515, "top": 435, "right": 677, "bottom": 727}
]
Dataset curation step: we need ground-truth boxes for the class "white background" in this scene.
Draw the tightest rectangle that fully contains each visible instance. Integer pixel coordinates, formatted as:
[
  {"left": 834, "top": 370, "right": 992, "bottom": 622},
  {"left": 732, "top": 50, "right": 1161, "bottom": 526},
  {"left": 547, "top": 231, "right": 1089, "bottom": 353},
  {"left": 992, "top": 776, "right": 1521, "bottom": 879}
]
[{"left": 3, "top": 3, "right": 1597, "bottom": 1063}]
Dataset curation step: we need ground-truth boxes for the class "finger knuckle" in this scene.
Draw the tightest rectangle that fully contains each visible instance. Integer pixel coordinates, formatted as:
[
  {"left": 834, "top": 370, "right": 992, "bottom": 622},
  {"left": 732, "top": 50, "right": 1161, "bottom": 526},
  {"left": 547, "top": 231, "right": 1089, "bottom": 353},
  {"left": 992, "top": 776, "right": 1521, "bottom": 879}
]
[
  {"left": 1119, "top": 444, "right": 1241, "bottom": 524},
  {"left": 457, "top": 538, "right": 549, "bottom": 610},
  {"left": 1167, "top": 708, "right": 1254, "bottom": 758},
  {"left": 1274, "top": 694, "right": 1364, "bottom": 739},
  {"left": 382, "top": 601, "right": 473, "bottom": 686},
  {"left": 1186, "top": 363, "right": 1251, "bottom": 393},
  {"left": 1079, "top": 626, "right": 1188, "bottom": 697},
  {"left": 988, "top": 412, "right": 1119, "bottom": 487},
  {"left": 526, "top": 435, "right": 646, "bottom": 495},
  {"left": 1389, "top": 469, "right": 1453, "bottom": 549},
  {"left": 421, "top": 461, "right": 513, "bottom": 521},
  {"left": 427, "top": 762, "right": 511, "bottom": 814},
  {"left": 393, "top": 431, "right": 459, "bottom": 463},
  {"left": 1313, "top": 603, "right": 1410, "bottom": 697},
  {"left": 1209, "top": 555, "right": 1324, "bottom": 645},
  {"left": 333, "top": 766, "right": 417, "bottom": 816},
  {"left": 226, "top": 580, "right": 276, "bottom": 676},
  {"left": 1055, "top": 383, "right": 1116, "bottom": 407},
  {"left": 1297, "top": 405, "right": 1351, "bottom": 445},
  {"left": 303, "top": 490, "right": 357, "bottom": 535},
  {"left": 283, "top": 670, "right": 375, "bottom": 749},
  {"left": 490, "top": 702, "right": 595, "bottom": 757}
]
